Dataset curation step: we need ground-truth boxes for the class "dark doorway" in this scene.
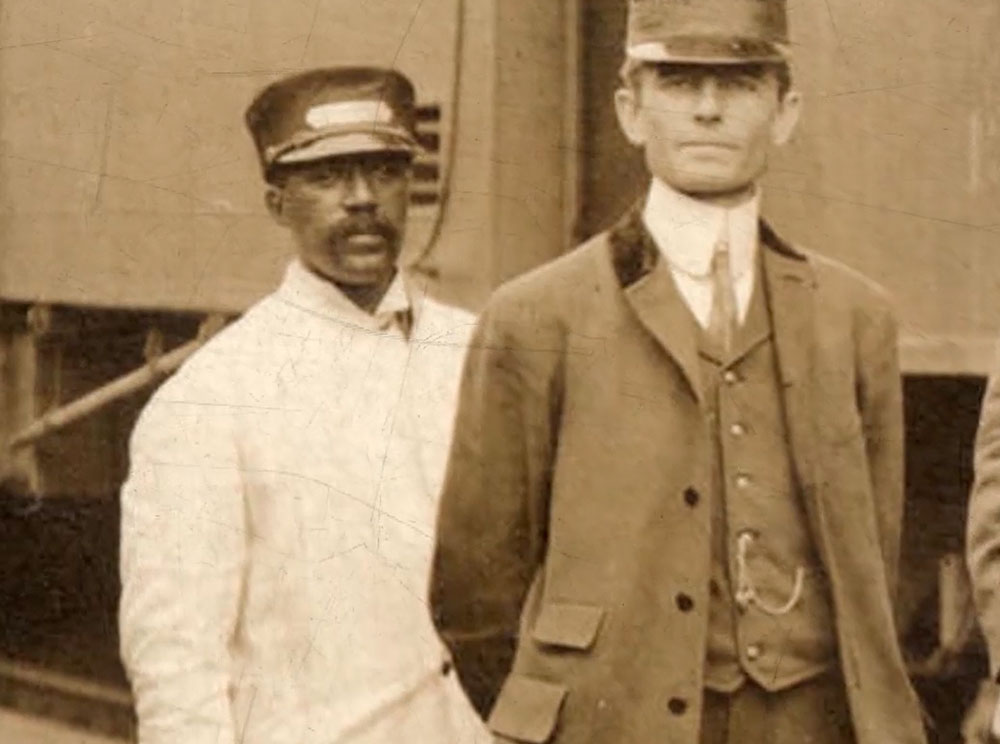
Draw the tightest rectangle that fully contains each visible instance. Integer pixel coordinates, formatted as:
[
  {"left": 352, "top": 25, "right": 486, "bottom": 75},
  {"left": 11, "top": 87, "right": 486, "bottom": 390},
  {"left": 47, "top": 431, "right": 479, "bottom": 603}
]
[{"left": 577, "top": 0, "right": 645, "bottom": 243}]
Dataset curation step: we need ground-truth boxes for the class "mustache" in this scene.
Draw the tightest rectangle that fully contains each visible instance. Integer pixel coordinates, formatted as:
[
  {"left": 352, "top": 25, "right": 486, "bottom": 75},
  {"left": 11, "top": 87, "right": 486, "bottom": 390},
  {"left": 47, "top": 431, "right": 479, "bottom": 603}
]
[{"left": 328, "top": 217, "right": 398, "bottom": 244}]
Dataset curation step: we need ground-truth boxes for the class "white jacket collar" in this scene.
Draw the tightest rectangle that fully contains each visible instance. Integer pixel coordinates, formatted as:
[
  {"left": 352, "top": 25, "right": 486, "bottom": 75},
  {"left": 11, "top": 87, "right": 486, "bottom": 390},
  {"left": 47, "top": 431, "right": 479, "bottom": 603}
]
[{"left": 277, "top": 259, "right": 412, "bottom": 331}]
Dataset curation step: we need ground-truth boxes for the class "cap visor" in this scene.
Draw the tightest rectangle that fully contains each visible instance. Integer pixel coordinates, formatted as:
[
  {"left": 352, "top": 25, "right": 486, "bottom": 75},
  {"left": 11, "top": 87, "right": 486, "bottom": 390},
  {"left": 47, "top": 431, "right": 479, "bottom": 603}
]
[
  {"left": 627, "top": 38, "right": 788, "bottom": 64},
  {"left": 276, "top": 129, "right": 418, "bottom": 165}
]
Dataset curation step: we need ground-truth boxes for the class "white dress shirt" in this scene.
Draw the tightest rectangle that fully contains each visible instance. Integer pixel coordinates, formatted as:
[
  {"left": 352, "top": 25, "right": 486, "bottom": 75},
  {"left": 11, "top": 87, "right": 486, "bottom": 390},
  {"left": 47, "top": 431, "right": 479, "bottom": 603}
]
[
  {"left": 642, "top": 178, "right": 761, "bottom": 328},
  {"left": 119, "top": 259, "right": 490, "bottom": 744}
]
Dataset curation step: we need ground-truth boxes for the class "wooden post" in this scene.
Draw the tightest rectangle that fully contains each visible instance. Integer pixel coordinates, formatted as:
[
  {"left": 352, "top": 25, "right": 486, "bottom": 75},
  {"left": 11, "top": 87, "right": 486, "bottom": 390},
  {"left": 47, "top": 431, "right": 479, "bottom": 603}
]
[{"left": 0, "top": 304, "right": 43, "bottom": 495}]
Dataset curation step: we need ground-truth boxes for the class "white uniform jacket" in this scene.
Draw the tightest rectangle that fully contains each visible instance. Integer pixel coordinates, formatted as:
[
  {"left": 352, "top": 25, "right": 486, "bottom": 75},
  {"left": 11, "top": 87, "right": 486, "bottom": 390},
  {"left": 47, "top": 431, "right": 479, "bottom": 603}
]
[{"left": 119, "top": 259, "right": 489, "bottom": 744}]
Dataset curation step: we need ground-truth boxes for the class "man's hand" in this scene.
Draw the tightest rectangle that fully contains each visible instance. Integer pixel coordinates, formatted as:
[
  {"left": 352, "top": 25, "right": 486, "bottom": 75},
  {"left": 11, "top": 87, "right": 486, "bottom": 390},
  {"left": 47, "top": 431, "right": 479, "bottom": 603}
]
[
  {"left": 961, "top": 680, "right": 1000, "bottom": 743},
  {"left": 992, "top": 691, "right": 1000, "bottom": 742}
]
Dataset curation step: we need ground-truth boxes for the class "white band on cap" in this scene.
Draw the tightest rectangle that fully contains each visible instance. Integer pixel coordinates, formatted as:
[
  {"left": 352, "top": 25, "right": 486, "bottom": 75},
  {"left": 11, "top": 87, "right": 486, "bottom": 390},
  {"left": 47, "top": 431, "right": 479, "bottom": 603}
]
[
  {"left": 626, "top": 40, "right": 791, "bottom": 62},
  {"left": 627, "top": 42, "right": 673, "bottom": 61},
  {"left": 304, "top": 100, "right": 393, "bottom": 129}
]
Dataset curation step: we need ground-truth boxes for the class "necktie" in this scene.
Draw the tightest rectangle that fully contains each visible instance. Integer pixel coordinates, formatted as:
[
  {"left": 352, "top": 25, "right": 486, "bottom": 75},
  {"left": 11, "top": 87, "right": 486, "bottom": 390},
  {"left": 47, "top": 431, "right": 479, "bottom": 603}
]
[
  {"left": 394, "top": 308, "right": 414, "bottom": 340},
  {"left": 706, "top": 239, "right": 737, "bottom": 355},
  {"left": 375, "top": 308, "right": 413, "bottom": 339}
]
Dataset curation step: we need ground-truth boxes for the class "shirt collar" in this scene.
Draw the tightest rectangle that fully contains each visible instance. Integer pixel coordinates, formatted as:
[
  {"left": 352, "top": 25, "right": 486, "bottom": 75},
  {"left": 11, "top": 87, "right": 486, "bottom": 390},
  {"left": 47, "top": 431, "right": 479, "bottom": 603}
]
[
  {"left": 373, "top": 269, "right": 410, "bottom": 316},
  {"left": 276, "top": 259, "right": 413, "bottom": 333},
  {"left": 641, "top": 178, "right": 761, "bottom": 279}
]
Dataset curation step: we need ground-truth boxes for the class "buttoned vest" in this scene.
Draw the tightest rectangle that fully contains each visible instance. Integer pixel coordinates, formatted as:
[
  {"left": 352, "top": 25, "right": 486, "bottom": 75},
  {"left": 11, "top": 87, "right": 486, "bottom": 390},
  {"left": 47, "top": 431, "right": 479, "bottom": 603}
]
[{"left": 699, "top": 266, "right": 838, "bottom": 693}]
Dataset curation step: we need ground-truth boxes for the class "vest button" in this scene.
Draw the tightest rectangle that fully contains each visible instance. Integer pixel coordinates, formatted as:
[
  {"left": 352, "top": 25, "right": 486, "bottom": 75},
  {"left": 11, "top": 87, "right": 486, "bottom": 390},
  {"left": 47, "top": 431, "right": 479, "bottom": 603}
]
[
  {"left": 723, "top": 370, "right": 740, "bottom": 385},
  {"left": 683, "top": 487, "right": 700, "bottom": 507},
  {"left": 668, "top": 697, "right": 688, "bottom": 716},
  {"left": 675, "top": 593, "right": 694, "bottom": 612},
  {"left": 746, "top": 644, "right": 762, "bottom": 661},
  {"left": 735, "top": 474, "right": 752, "bottom": 489},
  {"left": 729, "top": 422, "right": 746, "bottom": 437}
]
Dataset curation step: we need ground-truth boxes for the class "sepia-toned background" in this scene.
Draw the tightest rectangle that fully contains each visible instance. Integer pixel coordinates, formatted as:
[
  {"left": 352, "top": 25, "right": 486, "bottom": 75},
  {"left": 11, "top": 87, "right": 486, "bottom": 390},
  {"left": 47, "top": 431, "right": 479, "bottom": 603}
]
[{"left": 1, "top": 0, "right": 999, "bottom": 740}]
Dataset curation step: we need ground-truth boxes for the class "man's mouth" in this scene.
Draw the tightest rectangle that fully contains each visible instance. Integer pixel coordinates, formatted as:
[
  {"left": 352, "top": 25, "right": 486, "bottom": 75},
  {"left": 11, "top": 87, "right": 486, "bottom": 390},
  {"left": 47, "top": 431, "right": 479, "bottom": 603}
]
[
  {"left": 681, "top": 140, "right": 739, "bottom": 151},
  {"left": 334, "top": 222, "right": 394, "bottom": 252},
  {"left": 344, "top": 233, "right": 387, "bottom": 250},
  {"left": 681, "top": 141, "right": 739, "bottom": 151}
]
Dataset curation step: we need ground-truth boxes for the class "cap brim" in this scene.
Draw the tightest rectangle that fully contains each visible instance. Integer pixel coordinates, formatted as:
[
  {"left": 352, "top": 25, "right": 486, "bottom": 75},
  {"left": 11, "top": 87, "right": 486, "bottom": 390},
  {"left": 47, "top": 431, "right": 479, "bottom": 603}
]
[
  {"left": 627, "top": 37, "right": 789, "bottom": 64},
  {"left": 276, "top": 128, "right": 419, "bottom": 165}
]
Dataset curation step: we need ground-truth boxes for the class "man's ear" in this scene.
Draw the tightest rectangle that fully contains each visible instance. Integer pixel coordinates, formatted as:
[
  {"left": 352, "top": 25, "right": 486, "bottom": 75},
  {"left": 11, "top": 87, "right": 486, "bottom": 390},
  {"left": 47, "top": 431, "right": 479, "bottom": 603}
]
[
  {"left": 265, "top": 185, "right": 287, "bottom": 225},
  {"left": 771, "top": 89, "right": 802, "bottom": 146},
  {"left": 614, "top": 85, "right": 646, "bottom": 147}
]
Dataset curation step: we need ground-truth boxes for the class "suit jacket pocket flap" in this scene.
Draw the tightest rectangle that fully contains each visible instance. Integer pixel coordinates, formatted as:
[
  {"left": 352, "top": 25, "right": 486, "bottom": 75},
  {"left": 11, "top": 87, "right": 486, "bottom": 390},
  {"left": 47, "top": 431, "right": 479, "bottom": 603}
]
[
  {"left": 531, "top": 602, "right": 605, "bottom": 650},
  {"left": 488, "top": 675, "right": 568, "bottom": 743}
]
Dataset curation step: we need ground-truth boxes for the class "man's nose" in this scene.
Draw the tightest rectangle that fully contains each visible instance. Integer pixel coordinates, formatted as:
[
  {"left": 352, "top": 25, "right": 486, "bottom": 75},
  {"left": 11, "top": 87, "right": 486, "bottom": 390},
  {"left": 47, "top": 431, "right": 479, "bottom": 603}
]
[
  {"left": 693, "top": 79, "right": 723, "bottom": 123},
  {"left": 343, "top": 168, "right": 376, "bottom": 211}
]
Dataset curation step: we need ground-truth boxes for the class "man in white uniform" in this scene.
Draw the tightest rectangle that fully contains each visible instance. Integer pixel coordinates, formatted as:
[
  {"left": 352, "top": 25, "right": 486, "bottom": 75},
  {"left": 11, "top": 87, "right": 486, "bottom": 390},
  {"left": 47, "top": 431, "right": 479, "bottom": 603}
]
[{"left": 119, "top": 67, "right": 488, "bottom": 744}]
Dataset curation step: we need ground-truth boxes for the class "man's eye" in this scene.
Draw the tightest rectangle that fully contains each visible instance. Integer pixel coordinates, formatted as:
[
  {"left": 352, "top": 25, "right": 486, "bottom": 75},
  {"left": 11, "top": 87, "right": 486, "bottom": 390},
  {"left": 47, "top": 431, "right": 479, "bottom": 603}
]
[
  {"left": 371, "top": 162, "right": 407, "bottom": 180},
  {"left": 311, "top": 165, "right": 349, "bottom": 183},
  {"left": 721, "top": 76, "right": 760, "bottom": 91},
  {"left": 657, "top": 74, "right": 700, "bottom": 90}
]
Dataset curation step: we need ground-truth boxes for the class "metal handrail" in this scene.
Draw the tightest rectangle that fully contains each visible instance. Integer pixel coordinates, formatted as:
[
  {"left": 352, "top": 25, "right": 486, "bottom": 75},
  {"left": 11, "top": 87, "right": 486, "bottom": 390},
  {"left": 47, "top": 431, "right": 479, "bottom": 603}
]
[{"left": 8, "top": 315, "right": 226, "bottom": 451}]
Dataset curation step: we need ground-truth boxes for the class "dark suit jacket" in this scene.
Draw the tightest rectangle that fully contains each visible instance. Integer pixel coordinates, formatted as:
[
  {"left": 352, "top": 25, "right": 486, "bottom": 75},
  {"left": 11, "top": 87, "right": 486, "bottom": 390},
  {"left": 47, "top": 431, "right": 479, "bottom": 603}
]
[
  {"left": 968, "top": 345, "right": 1000, "bottom": 682},
  {"left": 430, "top": 209, "right": 926, "bottom": 744}
]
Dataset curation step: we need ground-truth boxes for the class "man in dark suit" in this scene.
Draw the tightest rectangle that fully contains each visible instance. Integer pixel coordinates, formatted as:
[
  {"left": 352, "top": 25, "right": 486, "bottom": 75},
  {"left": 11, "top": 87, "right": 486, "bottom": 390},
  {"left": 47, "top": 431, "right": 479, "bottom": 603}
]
[{"left": 430, "top": 1, "right": 927, "bottom": 742}]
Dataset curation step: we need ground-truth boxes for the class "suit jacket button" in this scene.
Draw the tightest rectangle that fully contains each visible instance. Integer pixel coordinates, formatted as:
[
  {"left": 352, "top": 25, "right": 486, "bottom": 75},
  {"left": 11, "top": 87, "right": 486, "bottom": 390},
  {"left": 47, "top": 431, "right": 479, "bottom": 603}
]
[
  {"left": 668, "top": 697, "right": 688, "bottom": 716},
  {"left": 676, "top": 593, "right": 694, "bottom": 612},
  {"left": 683, "top": 487, "right": 700, "bottom": 507}
]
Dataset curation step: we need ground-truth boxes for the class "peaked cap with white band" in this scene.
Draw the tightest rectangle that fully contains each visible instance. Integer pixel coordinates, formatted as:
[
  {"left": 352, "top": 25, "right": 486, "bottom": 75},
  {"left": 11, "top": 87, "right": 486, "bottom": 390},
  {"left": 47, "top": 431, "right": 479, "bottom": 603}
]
[
  {"left": 626, "top": 0, "right": 790, "bottom": 64},
  {"left": 245, "top": 67, "right": 419, "bottom": 175}
]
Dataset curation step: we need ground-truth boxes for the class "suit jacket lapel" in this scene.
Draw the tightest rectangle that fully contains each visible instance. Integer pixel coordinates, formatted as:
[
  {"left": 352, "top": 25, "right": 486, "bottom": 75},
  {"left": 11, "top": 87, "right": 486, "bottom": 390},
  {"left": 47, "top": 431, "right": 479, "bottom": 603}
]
[
  {"left": 761, "top": 220, "right": 820, "bottom": 499},
  {"left": 610, "top": 207, "right": 703, "bottom": 404}
]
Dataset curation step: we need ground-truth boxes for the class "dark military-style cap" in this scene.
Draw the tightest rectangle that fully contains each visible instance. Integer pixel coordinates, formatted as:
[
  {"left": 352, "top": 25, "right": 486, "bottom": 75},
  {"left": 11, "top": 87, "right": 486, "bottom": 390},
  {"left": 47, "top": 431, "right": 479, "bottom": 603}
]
[
  {"left": 245, "top": 66, "right": 419, "bottom": 173},
  {"left": 626, "top": 0, "right": 790, "bottom": 64}
]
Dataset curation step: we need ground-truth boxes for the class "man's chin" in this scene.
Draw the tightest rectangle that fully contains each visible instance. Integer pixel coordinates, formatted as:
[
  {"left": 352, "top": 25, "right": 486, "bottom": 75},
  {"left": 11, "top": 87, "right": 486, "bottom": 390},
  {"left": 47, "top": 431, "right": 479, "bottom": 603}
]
[
  {"left": 670, "top": 173, "right": 757, "bottom": 200},
  {"left": 303, "top": 254, "right": 398, "bottom": 288},
  {"left": 341, "top": 252, "right": 395, "bottom": 274},
  {"left": 347, "top": 257, "right": 402, "bottom": 284},
  {"left": 666, "top": 160, "right": 763, "bottom": 195}
]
